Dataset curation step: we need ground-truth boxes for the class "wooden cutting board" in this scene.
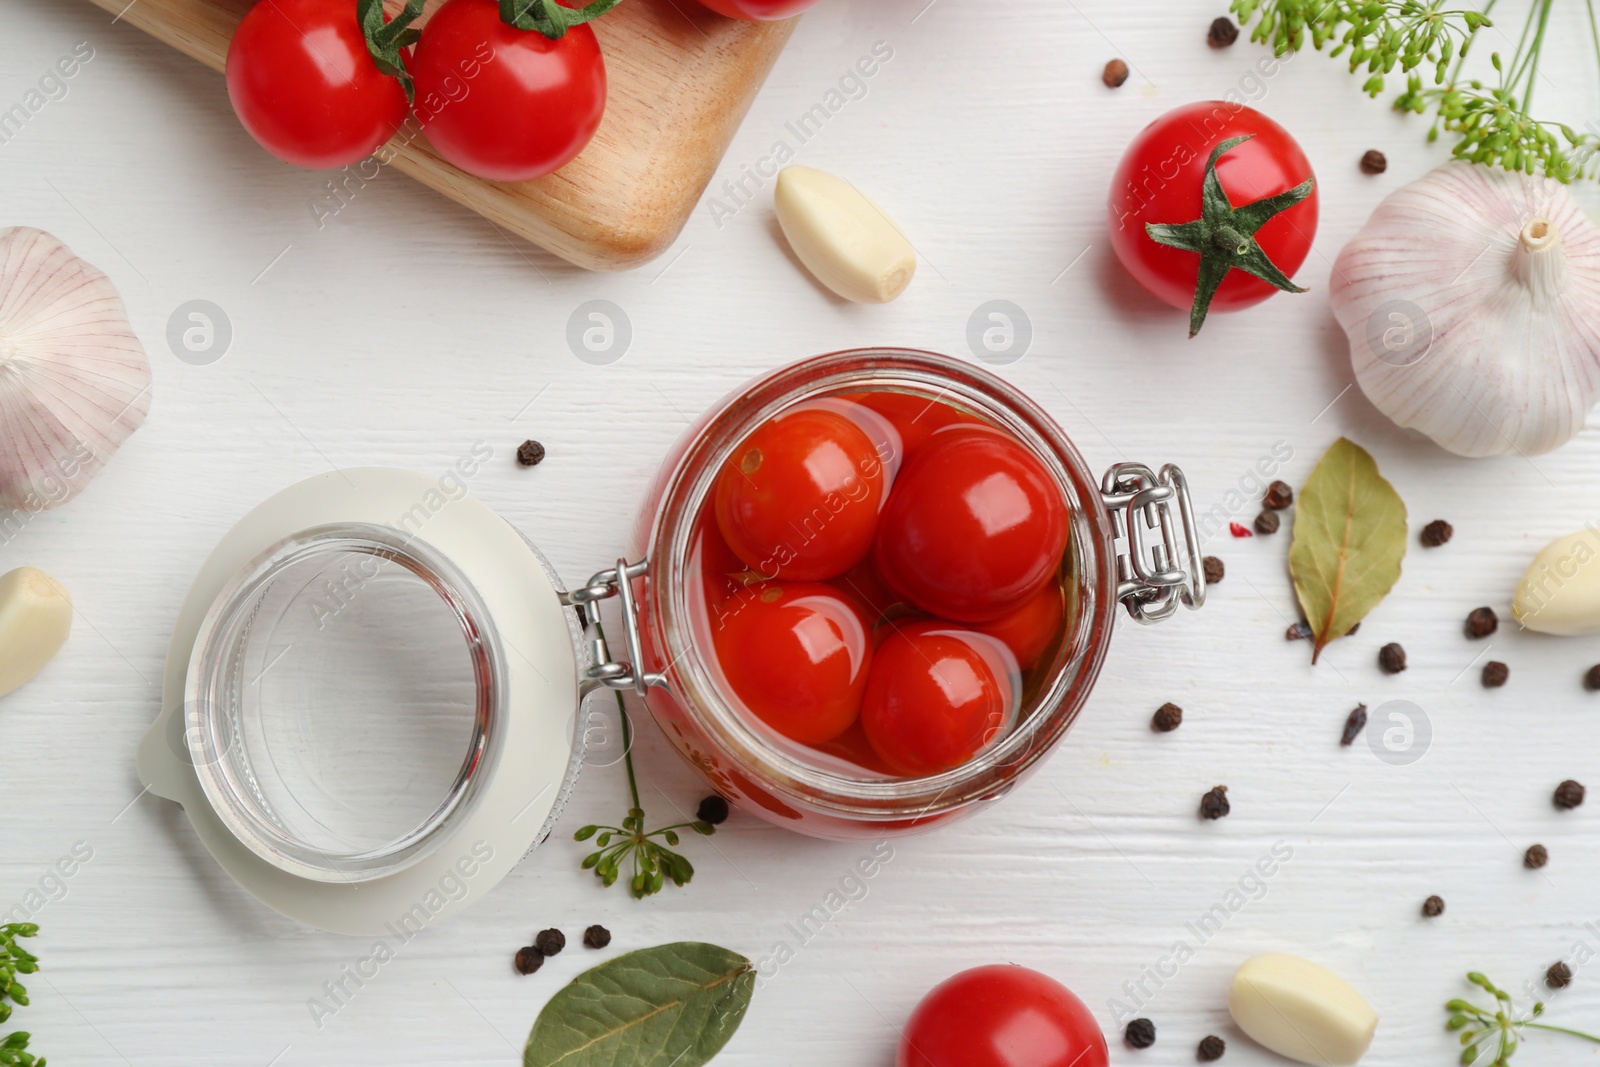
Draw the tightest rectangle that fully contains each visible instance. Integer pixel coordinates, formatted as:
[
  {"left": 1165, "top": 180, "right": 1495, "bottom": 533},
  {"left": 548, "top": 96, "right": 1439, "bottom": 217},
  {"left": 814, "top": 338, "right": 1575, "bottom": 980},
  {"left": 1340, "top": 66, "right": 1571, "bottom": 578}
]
[{"left": 85, "top": 0, "right": 795, "bottom": 271}]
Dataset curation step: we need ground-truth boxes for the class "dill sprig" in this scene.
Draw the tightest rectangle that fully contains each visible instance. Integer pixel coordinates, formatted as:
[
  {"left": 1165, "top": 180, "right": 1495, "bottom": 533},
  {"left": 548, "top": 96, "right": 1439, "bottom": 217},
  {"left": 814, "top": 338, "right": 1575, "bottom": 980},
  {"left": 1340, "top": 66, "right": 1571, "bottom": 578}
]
[
  {"left": 1231, "top": 0, "right": 1600, "bottom": 181},
  {"left": 573, "top": 677, "right": 716, "bottom": 900},
  {"left": 1447, "top": 970, "right": 1600, "bottom": 1065},
  {"left": 0, "top": 924, "right": 44, "bottom": 1067}
]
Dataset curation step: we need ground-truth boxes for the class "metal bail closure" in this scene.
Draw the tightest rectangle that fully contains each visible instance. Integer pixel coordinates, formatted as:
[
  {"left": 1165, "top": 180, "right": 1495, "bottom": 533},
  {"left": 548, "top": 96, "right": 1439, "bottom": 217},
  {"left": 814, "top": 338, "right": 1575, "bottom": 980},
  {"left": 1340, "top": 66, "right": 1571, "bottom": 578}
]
[
  {"left": 561, "top": 558, "right": 664, "bottom": 696},
  {"left": 1100, "top": 463, "right": 1206, "bottom": 624}
]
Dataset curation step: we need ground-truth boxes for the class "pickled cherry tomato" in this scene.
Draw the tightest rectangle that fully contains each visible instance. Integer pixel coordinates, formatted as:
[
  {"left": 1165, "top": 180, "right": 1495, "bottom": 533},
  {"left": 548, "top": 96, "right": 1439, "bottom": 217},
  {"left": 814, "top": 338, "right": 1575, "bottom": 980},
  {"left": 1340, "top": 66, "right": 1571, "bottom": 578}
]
[
  {"left": 829, "top": 560, "right": 902, "bottom": 627},
  {"left": 874, "top": 425, "right": 1068, "bottom": 622},
  {"left": 972, "top": 580, "right": 1065, "bottom": 670},
  {"left": 844, "top": 391, "right": 980, "bottom": 460},
  {"left": 714, "top": 583, "right": 872, "bottom": 745},
  {"left": 693, "top": 513, "right": 751, "bottom": 608},
  {"left": 714, "top": 408, "right": 887, "bottom": 581},
  {"left": 861, "top": 622, "right": 1014, "bottom": 776}
]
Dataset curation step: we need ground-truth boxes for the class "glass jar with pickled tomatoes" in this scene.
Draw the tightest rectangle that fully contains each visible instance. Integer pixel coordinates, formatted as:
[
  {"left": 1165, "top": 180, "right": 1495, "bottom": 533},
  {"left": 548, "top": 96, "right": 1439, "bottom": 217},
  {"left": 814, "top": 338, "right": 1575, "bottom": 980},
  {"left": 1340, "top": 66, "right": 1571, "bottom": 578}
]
[{"left": 566, "top": 349, "right": 1205, "bottom": 840}]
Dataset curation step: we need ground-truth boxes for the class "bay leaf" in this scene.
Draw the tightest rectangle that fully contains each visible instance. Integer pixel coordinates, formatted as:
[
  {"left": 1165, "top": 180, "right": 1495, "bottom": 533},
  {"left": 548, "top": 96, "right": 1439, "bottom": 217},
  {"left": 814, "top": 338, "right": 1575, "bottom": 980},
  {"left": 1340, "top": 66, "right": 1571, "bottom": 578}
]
[
  {"left": 524, "top": 942, "right": 754, "bottom": 1067},
  {"left": 1288, "top": 438, "right": 1408, "bottom": 662}
]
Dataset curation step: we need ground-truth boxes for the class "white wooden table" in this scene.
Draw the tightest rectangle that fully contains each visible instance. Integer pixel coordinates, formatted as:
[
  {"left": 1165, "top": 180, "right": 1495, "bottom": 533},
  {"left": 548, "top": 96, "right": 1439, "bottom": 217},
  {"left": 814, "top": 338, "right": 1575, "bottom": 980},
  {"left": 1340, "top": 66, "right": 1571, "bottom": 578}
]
[{"left": 6, "top": 1, "right": 1600, "bottom": 1063}]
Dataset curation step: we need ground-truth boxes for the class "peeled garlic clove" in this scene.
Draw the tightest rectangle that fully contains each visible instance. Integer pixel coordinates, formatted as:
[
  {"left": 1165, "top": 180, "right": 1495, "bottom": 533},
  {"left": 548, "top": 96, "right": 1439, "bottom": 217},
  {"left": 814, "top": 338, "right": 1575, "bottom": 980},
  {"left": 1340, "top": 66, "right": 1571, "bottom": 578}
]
[
  {"left": 0, "top": 227, "right": 152, "bottom": 511},
  {"left": 0, "top": 567, "right": 72, "bottom": 699},
  {"left": 1330, "top": 162, "right": 1600, "bottom": 458},
  {"left": 774, "top": 166, "right": 916, "bottom": 304},
  {"left": 1512, "top": 528, "right": 1600, "bottom": 634},
  {"left": 1228, "top": 953, "right": 1377, "bottom": 1066}
]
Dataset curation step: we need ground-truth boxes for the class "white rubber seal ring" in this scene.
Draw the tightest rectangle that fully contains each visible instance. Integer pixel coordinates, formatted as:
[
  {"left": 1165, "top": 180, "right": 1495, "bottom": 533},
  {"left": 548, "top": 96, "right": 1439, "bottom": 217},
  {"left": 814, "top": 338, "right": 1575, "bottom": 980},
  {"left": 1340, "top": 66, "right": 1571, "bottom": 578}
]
[{"left": 138, "top": 468, "right": 581, "bottom": 935}]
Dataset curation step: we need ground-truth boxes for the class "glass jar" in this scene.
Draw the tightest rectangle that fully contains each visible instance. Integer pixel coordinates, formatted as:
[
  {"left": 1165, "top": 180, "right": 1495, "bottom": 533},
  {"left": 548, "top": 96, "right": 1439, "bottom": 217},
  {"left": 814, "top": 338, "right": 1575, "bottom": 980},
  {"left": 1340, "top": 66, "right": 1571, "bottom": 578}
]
[
  {"left": 579, "top": 348, "right": 1205, "bottom": 840},
  {"left": 142, "top": 348, "right": 1202, "bottom": 932}
]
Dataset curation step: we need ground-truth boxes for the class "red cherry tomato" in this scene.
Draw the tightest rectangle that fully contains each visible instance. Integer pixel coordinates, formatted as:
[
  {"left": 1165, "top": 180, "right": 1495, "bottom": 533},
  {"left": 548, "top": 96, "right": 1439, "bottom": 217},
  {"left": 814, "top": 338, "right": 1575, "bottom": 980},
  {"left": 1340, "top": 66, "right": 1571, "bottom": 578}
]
[
  {"left": 861, "top": 622, "right": 1014, "bottom": 776},
  {"left": 225, "top": 0, "right": 409, "bottom": 169},
  {"left": 714, "top": 408, "right": 887, "bottom": 582},
  {"left": 411, "top": 0, "right": 606, "bottom": 182},
  {"left": 713, "top": 583, "right": 871, "bottom": 745},
  {"left": 898, "top": 965, "right": 1109, "bottom": 1067},
  {"left": 972, "top": 580, "right": 1065, "bottom": 671},
  {"left": 692, "top": 0, "right": 821, "bottom": 19},
  {"left": 843, "top": 392, "right": 981, "bottom": 463},
  {"left": 829, "top": 560, "right": 904, "bottom": 629},
  {"left": 873, "top": 425, "right": 1068, "bottom": 622},
  {"left": 693, "top": 513, "right": 752, "bottom": 612},
  {"left": 1108, "top": 101, "right": 1318, "bottom": 316}
]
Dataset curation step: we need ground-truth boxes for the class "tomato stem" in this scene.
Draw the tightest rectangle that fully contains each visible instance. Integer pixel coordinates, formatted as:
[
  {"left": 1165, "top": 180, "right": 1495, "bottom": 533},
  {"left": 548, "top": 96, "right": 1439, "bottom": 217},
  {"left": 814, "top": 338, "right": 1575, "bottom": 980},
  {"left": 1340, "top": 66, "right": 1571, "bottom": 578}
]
[
  {"left": 1143, "top": 134, "right": 1315, "bottom": 337},
  {"left": 359, "top": 0, "right": 428, "bottom": 104},
  {"left": 499, "top": 0, "right": 628, "bottom": 38}
]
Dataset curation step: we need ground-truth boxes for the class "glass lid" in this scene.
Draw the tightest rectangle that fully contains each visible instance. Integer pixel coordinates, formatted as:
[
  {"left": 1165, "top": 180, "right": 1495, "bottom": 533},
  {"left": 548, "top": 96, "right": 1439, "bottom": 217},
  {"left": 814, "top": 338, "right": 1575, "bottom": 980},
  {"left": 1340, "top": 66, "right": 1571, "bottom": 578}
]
[{"left": 185, "top": 522, "right": 506, "bottom": 884}]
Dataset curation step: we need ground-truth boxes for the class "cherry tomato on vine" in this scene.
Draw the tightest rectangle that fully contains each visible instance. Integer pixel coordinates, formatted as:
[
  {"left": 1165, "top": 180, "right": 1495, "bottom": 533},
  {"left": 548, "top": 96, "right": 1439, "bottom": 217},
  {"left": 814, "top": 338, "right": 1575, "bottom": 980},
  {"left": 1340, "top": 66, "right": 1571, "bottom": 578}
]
[
  {"left": 713, "top": 583, "right": 872, "bottom": 746},
  {"left": 226, "top": 0, "right": 411, "bottom": 169},
  {"left": 411, "top": 0, "right": 607, "bottom": 182},
  {"left": 692, "top": 0, "right": 823, "bottom": 19},
  {"left": 898, "top": 965, "right": 1109, "bottom": 1067},
  {"left": 1108, "top": 101, "right": 1318, "bottom": 336},
  {"left": 714, "top": 407, "right": 887, "bottom": 582},
  {"left": 873, "top": 425, "right": 1068, "bottom": 622},
  {"left": 861, "top": 622, "right": 1014, "bottom": 777}
]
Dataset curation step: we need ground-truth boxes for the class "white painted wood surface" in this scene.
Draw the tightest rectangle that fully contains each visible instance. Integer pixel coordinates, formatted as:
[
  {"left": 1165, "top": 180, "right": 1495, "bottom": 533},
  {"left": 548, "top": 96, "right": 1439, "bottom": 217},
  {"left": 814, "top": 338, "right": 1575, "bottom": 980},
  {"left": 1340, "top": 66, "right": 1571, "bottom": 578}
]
[{"left": 5, "top": 1, "right": 1600, "bottom": 1064}]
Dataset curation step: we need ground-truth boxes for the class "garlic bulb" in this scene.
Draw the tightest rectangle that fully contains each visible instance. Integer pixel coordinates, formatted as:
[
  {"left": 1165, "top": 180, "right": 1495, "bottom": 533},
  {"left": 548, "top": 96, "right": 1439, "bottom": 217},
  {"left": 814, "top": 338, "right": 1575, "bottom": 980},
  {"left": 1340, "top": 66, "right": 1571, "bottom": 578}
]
[
  {"left": 0, "top": 227, "right": 151, "bottom": 511},
  {"left": 1330, "top": 162, "right": 1600, "bottom": 458}
]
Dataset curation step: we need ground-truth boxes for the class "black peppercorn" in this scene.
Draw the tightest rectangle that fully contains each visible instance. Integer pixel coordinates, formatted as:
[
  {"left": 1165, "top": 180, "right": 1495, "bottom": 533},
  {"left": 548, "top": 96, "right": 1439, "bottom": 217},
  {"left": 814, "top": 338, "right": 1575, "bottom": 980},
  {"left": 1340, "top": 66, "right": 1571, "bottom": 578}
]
[
  {"left": 697, "top": 795, "right": 730, "bottom": 825},
  {"left": 1103, "top": 59, "right": 1130, "bottom": 88},
  {"left": 514, "top": 946, "right": 545, "bottom": 975},
  {"left": 1125, "top": 1018, "right": 1156, "bottom": 1049},
  {"left": 1340, "top": 704, "right": 1368, "bottom": 746},
  {"left": 1420, "top": 519, "right": 1453, "bottom": 547},
  {"left": 1152, "top": 702, "right": 1184, "bottom": 732},
  {"left": 1359, "top": 149, "right": 1388, "bottom": 175},
  {"left": 1207, "top": 17, "right": 1239, "bottom": 47},
  {"left": 1585, "top": 665, "right": 1600, "bottom": 691},
  {"left": 1379, "top": 642, "right": 1407, "bottom": 674},
  {"left": 1202, "top": 556, "right": 1225, "bottom": 585},
  {"left": 1254, "top": 510, "right": 1281, "bottom": 535},
  {"left": 582, "top": 924, "right": 612, "bottom": 949},
  {"left": 1422, "top": 895, "right": 1444, "bottom": 917},
  {"left": 1482, "top": 661, "right": 1509, "bottom": 688},
  {"left": 1548, "top": 961, "right": 1574, "bottom": 989},
  {"left": 1525, "top": 843, "right": 1549, "bottom": 869},
  {"left": 1200, "top": 785, "right": 1230, "bottom": 820},
  {"left": 1263, "top": 480, "right": 1294, "bottom": 509},
  {"left": 516, "top": 440, "right": 547, "bottom": 467},
  {"left": 534, "top": 928, "right": 565, "bottom": 956},
  {"left": 1554, "top": 780, "right": 1586, "bottom": 810},
  {"left": 1286, "top": 621, "right": 1312, "bottom": 641},
  {"left": 1466, "top": 607, "right": 1499, "bottom": 639},
  {"left": 1198, "top": 1034, "right": 1227, "bottom": 1061}
]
